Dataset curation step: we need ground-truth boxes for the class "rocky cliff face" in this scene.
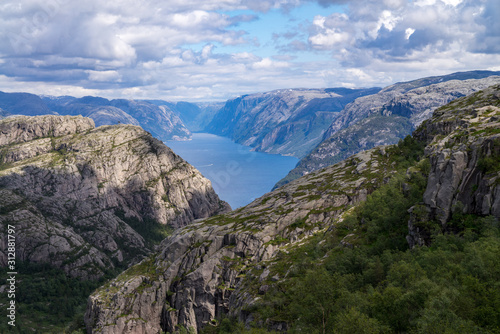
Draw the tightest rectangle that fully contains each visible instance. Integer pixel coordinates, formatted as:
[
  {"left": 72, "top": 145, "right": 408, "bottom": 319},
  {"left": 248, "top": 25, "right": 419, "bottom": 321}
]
[
  {"left": 407, "top": 84, "right": 500, "bottom": 247},
  {"left": 85, "top": 84, "right": 500, "bottom": 334},
  {"left": 0, "top": 115, "right": 229, "bottom": 279},
  {"left": 153, "top": 101, "right": 224, "bottom": 133},
  {"left": 205, "top": 87, "right": 381, "bottom": 158},
  {"left": 276, "top": 72, "right": 500, "bottom": 188}
]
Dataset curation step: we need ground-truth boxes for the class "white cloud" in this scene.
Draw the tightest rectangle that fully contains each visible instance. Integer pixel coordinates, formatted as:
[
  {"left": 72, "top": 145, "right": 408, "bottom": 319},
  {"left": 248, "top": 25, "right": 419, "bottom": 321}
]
[
  {"left": 86, "top": 70, "right": 122, "bottom": 82},
  {"left": 0, "top": 0, "right": 498, "bottom": 101},
  {"left": 252, "top": 57, "right": 289, "bottom": 69}
]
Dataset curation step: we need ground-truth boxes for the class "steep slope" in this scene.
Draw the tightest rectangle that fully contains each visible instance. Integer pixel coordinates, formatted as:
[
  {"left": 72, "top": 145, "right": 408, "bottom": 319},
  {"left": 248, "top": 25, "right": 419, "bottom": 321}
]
[
  {"left": 276, "top": 71, "right": 500, "bottom": 188},
  {"left": 149, "top": 101, "right": 224, "bottom": 132},
  {"left": 407, "top": 84, "right": 500, "bottom": 247},
  {"left": 0, "top": 115, "right": 229, "bottom": 279},
  {"left": 205, "top": 87, "right": 381, "bottom": 158},
  {"left": 85, "top": 143, "right": 398, "bottom": 333},
  {"left": 43, "top": 96, "right": 192, "bottom": 141},
  {"left": 86, "top": 84, "right": 500, "bottom": 334},
  {"left": 325, "top": 70, "right": 500, "bottom": 138}
]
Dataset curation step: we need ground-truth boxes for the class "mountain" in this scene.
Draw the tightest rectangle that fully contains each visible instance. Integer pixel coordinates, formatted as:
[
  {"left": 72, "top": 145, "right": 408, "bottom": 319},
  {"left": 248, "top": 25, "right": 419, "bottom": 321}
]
[
  {"left": 0, "top": 115, "right": 229, "bottom": 281},
  {"left": 44, "top": 96, "right": 192, "bottom": 141},
  {"left": 147, "top": 100, "right": 224, "bottom": 132},
  {"left": 0, "top": 91, "right": 55, "bottom": 116},
  {"left": 275, "top": 71, "right": 500, "bottom": 188},
  {"left": 204, "top": 87, "right": 381, "bottom": 158},
  {"left": 85, "top": 85, "right": 500, "bottom": 333}
]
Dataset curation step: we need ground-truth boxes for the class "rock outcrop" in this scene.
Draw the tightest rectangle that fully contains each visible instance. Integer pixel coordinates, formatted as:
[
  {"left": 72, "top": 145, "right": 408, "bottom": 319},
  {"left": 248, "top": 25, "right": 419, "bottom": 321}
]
[
  {"left": 407, "top": 85, "right": 500, "bottom": 247},
  {"left": 205, "top": 87, "right": 381, "bottom": 158},
  {"left": 0, "top": 115, "right": 229, "bottom": 279},
  {"left": 276, "top": 71, "right": 500, "bottom": 188}
]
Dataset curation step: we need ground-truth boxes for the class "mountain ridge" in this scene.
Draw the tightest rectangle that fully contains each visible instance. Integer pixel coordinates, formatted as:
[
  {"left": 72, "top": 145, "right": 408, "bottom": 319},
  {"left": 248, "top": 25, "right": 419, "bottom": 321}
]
[
  {"left": 204, "top": 87, "right": 382, "bottom": 158},
  {"left": 275, "top": 71, "right": 500, "bottom": 188}
]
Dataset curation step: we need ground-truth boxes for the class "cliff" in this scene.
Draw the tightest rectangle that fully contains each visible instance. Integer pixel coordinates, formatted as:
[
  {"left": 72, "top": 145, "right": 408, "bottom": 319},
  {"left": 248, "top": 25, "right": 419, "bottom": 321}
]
[
  {"left": 0, "top": 115, "right": 229, "bottom": 279},
  {"left": 85, "top": 84, "right": 500, "bottom": 333},
  {"left": 276, "top": 72, "right": 500, "bottom": 188},
  {"left": 205, "top": 87, "right": 381, "bottom": 158},
  {"left": 407, "top": 84, "right": 500, "bottom": 247},
  {"left": 85, "top": 142, "right": 401, "bottom": 333}
]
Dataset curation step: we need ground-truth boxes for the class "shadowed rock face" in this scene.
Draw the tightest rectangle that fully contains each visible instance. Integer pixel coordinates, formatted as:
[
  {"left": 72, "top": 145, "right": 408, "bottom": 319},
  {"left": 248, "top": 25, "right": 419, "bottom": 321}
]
[
  {"left": 85, "top": 84, "right": 500, "bottom": 334},
  {"left": 0, "top": 115, "right": 229, "bottom": 279}
]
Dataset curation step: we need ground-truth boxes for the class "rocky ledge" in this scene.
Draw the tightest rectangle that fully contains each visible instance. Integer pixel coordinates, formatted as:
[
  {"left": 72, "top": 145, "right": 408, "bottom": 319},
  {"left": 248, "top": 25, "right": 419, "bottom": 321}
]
[{"left": 408, "top": 84, "right": 500, "bottom": 247}]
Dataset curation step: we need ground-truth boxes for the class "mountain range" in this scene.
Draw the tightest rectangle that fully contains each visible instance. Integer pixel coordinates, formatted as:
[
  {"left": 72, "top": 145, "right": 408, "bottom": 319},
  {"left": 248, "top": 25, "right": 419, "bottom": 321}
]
[
  {"left": 205, "top": 87, "right": 381, "bottom": 158},
  {"left": 1, "top": 70, "right": 500, "bottom": 332},
  {"left": 274, "top": 71, "right": 500, "bottom": 188},
  {"left": 85, "top": 83, "right": 500, "bottom": 334}
]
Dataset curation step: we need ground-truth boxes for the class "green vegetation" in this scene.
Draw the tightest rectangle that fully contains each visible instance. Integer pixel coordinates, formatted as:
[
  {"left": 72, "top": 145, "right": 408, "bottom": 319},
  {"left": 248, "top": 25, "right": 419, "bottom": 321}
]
[
  {"left": 205, "top": 134, "right": 500, "bottom": 334},
  {"left": 0, "top": 262, "right": 111, "bottom": 333},
  {"left": 114, "top": 208, "right": 174, "bottom": 247},
  {"left": 477, "top": 139, "right": 500, "bottom": 174}
]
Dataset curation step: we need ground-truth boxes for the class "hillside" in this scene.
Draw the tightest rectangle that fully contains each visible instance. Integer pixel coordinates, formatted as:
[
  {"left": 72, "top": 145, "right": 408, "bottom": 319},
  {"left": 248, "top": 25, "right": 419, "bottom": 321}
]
[
  {"left": 148, "top": 100, "right": 224, "bottom": 132},
  {"left": 85, "top": 85, "right": 500, "bottom": 333},
  {"left": 0, "top": 115, "right": 231, "bottom": 331},
  {"left": 275, "top": 71, "right": 500, "bottom": 188},
  {"left": 205, "top": 87, "right": 381, "bottom": 158},
  {"left": 0, "top": 115, "right": 229, "bottom": 278}
]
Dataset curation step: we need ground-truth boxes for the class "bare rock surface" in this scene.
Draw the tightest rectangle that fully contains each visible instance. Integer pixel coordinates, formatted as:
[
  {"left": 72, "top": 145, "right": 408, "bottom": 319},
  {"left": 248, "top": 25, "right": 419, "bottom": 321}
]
[
  {"left": 85, "top": 145, "right": 398, "bottom": 333},
  {"left": 0, "top": 115, "right": 229, "bottom": 279},
  {"left": 407, "top": 85, "right": 500, "bottom": 247}
]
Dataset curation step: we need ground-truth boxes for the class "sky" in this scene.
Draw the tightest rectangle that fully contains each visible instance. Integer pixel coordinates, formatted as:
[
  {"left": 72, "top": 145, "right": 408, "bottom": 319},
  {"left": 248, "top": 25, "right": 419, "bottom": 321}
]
[{"left": 0, "top": 0, "right": 499, "bottom": 101}]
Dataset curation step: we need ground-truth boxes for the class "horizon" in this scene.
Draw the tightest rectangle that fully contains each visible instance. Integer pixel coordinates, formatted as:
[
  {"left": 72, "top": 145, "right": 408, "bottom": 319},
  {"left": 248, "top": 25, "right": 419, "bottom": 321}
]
[
  {"left": 3, "top": 68, "right": 499, "bottom": 104},
  {"left": 1, "top": 0, "right": 499, "bottom": 102}
]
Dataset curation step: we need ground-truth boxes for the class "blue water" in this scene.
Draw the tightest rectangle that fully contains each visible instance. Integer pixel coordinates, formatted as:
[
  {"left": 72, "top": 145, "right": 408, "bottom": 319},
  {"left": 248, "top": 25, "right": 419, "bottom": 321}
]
[{"left": 166, "top": 133, "right": 299, "bottom": 209}]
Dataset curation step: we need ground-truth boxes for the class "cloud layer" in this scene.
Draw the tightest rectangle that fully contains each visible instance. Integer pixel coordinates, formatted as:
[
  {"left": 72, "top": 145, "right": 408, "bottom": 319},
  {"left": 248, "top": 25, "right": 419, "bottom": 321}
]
[{"left": 0, "top": 0, "right": 498, "bottom": 100}]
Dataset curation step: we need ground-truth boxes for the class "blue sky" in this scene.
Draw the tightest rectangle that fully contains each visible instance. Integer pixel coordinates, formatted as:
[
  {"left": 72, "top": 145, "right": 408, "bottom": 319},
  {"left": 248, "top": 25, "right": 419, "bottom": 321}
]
[{"left": 0, "top": 0, "right": 499, "bottom": 101}]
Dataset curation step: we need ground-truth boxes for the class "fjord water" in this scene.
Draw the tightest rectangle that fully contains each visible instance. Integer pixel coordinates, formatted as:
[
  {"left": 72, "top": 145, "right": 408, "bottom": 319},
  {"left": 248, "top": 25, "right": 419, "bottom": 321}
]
[{"left": 166, "top": 133, "right": 299, "bottom": 209}]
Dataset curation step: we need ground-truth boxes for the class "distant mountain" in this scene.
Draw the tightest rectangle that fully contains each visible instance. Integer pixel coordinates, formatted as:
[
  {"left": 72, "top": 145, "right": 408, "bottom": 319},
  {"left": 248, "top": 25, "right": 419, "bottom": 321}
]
[
  {"left": 43, "top": 96, "right": 192, "bottom": 141},
  {"left": 146, "top": 100, "right": 224, "bottom": 132},
  {"left": 0, "top": 91, "right": 55, "bottom": 116},
  {"left": 204, "top": 87, "right": 381, "bottom": 158},
  {"left": 0, "top": 92, "right": 193, "bottom": 141},
  {"left": 275, "top": 71, "right": 500, "bottom": 188}
]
